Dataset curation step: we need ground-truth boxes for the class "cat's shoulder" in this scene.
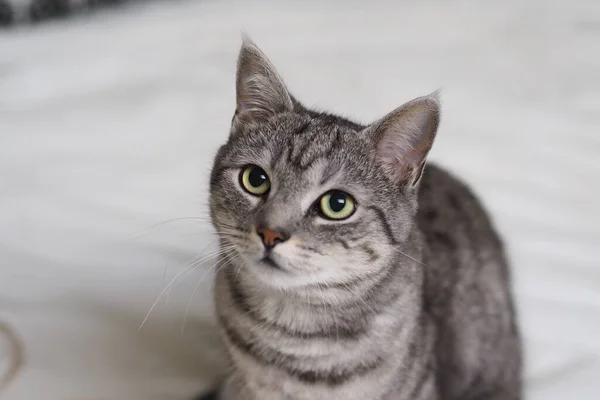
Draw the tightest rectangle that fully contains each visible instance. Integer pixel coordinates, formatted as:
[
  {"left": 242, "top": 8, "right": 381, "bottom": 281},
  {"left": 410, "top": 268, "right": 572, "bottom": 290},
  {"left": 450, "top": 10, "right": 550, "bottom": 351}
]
[
  {"left": 417, "top": 163, "right": 497, "bottom": 233},
  {"left": 418, "top": 163, "right": 475, "bottom": 202}
]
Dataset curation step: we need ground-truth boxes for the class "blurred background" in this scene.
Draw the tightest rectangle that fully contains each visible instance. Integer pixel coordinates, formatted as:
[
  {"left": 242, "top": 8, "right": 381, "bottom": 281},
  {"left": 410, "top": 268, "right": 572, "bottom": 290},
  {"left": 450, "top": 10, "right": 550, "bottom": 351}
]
[{"left": 0, "top": 0, "right": 599, "bottom": 399}]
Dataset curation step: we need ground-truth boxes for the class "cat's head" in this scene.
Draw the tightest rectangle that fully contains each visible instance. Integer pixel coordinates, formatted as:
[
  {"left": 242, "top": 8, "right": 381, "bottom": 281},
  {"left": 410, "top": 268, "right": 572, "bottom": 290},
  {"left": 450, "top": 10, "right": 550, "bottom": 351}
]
[{"left": 209, "top": 38, "right": 440, "bottom": 290}]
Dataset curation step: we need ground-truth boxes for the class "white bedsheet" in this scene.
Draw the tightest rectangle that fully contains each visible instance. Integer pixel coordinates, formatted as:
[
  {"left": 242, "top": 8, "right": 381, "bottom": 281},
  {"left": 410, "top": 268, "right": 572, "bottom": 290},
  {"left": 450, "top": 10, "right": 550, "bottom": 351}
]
[{"left": 1, "top": 1, "right": 599, "bottom": 399}]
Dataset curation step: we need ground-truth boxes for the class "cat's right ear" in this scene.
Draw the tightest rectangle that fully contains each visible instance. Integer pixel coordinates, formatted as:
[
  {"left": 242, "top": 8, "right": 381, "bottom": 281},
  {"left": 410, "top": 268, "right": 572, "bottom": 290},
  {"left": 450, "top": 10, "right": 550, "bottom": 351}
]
[
  {"left": 364, "top": 92, "right": 441, "bottom": 187},
  {"left": 233, "top": 36, "right": 294, "bottom": 125}
]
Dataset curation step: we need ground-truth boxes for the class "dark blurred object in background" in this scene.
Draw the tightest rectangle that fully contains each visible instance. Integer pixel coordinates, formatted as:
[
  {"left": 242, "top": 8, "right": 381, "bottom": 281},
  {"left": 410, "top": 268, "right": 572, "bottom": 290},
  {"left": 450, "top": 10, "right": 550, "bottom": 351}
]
[{"left": 0, "top": 0, "right": 129, "bottom": 27}]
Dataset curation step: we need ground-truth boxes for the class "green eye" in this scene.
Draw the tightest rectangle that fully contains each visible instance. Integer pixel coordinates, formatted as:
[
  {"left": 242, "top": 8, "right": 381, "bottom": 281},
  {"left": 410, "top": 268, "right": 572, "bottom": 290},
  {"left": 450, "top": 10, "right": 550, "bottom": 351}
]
[
  {"left": 240, "top": 165, "right": 270, "bottom": 196},
  {"left": 319, "top": 190, "right": 356, "bottom": 220}
]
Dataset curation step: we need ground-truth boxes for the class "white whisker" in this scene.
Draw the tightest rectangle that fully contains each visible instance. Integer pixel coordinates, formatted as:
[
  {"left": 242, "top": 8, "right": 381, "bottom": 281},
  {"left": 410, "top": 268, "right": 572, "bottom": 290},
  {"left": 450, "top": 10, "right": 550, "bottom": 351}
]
[
  {"left": 399, "top": 250, "right": 428, "bottom": 267},
  {"left": 139, "top": 245, "right": 236, "bottom": 331},
  {"left": 181, "top": 249, "right": 241, "bottom": 334}
]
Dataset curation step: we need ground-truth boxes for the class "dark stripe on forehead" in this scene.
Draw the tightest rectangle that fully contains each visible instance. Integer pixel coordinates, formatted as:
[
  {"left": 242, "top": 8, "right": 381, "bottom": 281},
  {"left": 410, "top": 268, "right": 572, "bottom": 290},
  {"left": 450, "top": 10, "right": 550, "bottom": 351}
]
[
  {"left": 318, "top": 128, "right": 343, "bottom": 184},
  {"left": 225, "top": 267, "right": 365, "bottom": 339},
  {"left": 287, "top": 120, "right": 313, "bottom": 159},
  {"left": 289, "top": 124, "right": 343, "bottom": 172},
  {"left": 278, "top": 142, "right": 293, "bottom": 171},
  {"left": 325, "top": 126, "right": 342, "bottom": 157},
  {"left": 287, "top": 123, "right": 320, "bottom": 164},
  {"left": 297, "top": 152, "right": 324, "bottom": 172},
  {"left": 273, "top": 121, "right": 311, "bottom": 168},
  {"left": 220, "top": 314, "right": 383, "bottom": 386}
]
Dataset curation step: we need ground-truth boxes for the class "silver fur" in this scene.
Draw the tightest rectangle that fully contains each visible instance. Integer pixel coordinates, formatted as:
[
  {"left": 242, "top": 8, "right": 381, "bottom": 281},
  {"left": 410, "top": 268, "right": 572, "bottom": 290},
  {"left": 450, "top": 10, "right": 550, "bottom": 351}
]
[{"left": 204, "top": 37, "right": 522, "bottom": 400}]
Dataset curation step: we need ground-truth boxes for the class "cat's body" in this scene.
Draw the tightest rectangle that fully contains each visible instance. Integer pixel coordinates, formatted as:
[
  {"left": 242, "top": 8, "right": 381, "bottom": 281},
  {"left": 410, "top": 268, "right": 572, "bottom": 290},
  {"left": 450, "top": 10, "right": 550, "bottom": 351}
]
[
  {"left": 417, "top": 165, "right": 521, "bottom": 399},
  {"left": 202, "top": 38, "right": 521, "bottom": 400}
]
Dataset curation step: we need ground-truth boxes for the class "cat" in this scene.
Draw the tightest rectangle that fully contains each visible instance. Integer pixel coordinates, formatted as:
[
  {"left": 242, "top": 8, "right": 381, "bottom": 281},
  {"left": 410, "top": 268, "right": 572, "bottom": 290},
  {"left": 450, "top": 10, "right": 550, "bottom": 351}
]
[{"left": 198, "top": 37, "right": 522, "bottom": 400}]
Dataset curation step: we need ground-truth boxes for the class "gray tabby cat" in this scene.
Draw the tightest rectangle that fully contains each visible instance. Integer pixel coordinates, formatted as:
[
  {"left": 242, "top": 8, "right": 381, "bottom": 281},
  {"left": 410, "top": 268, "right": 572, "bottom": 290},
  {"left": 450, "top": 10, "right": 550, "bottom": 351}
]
[{"left": 201, "top": 38, "right": 522, "bottom": 400}]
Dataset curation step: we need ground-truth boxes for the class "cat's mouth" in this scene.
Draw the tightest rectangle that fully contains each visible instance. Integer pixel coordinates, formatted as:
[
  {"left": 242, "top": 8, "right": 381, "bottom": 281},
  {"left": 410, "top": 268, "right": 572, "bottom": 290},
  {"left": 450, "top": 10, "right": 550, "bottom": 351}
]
[{"left": 260, "top": 254, "right": 282, "bottom": 270}]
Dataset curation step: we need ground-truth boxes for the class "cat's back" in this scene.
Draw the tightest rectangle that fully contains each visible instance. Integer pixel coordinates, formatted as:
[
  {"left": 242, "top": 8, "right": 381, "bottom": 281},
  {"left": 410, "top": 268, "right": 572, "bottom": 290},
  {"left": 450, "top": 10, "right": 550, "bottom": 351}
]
[
  {"left": 416, "top": 164, "right": 522, "bottom": 399},
  {"left": 416, "top": 163, "right": 505, "bottom": 267},
  {"left": 415, "top": 163, "right": 508, "bottom": 309},
  {"left": 416, "top": 162, "right": 504, "bottom": 251}
]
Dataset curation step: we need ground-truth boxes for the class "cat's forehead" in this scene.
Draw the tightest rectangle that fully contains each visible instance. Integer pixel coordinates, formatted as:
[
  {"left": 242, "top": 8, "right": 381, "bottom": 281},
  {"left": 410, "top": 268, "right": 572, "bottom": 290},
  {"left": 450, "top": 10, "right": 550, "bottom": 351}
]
[{"left": 230, "top": 113, "right": 365, "bottom": 168}]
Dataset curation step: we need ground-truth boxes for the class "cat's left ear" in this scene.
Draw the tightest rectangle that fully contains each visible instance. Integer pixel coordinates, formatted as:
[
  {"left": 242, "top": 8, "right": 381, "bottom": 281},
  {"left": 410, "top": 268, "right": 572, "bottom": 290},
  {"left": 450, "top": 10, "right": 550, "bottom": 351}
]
[
  {"left": 234, "top": 36, "right": 294, "bottom": 125},
  {"left": 364, "top": 92, "right": 440, "bottom": 187}
]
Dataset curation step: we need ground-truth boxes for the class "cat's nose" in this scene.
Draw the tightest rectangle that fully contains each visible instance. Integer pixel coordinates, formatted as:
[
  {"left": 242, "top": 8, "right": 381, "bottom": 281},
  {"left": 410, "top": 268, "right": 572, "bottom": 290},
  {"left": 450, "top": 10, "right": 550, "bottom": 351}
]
[{"left": 256, "top": 227, "right": 290, "bottom": 250}]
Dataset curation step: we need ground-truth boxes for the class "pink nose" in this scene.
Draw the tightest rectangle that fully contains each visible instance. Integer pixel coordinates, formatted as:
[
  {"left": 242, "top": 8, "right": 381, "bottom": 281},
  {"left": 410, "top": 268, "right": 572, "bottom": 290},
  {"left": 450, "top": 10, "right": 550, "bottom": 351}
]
[{"left": 256, "top": 228, "right": 289, "bottom": 249}]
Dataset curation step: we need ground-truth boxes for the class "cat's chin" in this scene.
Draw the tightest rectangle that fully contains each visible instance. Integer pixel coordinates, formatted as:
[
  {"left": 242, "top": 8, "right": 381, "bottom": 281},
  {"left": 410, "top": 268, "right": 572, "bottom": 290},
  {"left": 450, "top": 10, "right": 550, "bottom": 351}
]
[
  {"left": 247, "top": 260, "right": 296, "bottom": 286},
  {"left": 244, "top": 260, "right": 319, "bottom": 291}
]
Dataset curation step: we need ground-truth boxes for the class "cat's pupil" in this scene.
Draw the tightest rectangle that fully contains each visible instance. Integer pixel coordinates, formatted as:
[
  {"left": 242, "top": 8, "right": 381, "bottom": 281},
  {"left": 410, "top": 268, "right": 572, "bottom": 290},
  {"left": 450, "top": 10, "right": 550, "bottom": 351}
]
[
  {"left": 249, "top": 167, "right": 267, "bottom": 187},
  {"left": 329, "top": 192, "right": 346, "bottom": 212}
]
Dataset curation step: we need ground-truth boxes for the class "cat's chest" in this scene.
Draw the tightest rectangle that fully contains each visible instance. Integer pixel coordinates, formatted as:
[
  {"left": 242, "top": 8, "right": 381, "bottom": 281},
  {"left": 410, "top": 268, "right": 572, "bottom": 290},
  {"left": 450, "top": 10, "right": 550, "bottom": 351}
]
[{"left": 229, "top": 351, "right": 394, "bottom": 400}]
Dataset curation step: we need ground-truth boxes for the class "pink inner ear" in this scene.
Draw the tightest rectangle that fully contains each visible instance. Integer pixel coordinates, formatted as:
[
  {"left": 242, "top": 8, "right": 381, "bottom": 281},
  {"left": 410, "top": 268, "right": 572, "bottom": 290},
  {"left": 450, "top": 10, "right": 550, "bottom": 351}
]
[
  {"left": 377, "top": 141, "right": 415, "bottom": 182},
  {"left": 377, "top": 125, "right": 424, "bottom": 180},
  {"left": 373, "top": 95, "right": 440, "bottom": 183}
]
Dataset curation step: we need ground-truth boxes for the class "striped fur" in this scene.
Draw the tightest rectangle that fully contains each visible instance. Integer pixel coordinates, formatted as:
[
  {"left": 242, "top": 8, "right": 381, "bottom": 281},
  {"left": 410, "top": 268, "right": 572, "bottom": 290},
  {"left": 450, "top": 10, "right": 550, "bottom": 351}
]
[{"left": 203, "top": 38, "right": 522, "bottom": 400}]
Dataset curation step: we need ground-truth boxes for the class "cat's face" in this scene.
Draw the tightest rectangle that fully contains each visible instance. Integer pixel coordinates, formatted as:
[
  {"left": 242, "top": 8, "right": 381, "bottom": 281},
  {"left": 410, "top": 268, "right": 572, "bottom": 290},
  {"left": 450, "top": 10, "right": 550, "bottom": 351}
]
[
  {"left": 210, "top": 113, "right": 415, "bottom": 289},
  {"left": 208, "top": 39, "right": 439, "bottom": 290}
]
